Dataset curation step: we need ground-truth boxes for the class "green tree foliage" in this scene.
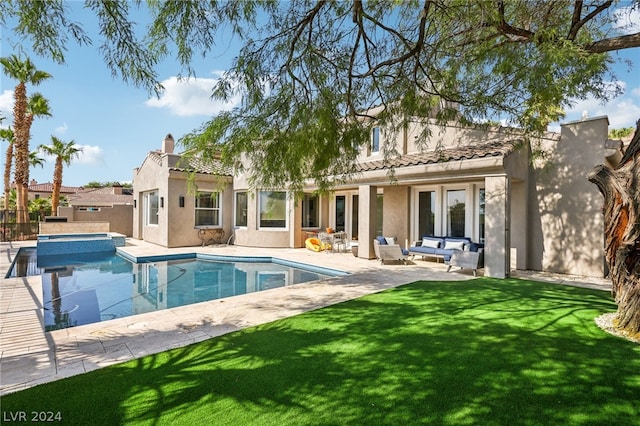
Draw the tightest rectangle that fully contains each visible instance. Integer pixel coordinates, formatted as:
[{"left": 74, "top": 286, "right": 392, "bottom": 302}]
[
  {"left": 0, "top": 54, "right": 52, "bottom": 221},
  {"left": 29, "top": 197, "right": 51, "bottom": 220},
  {"left": 609, "top": 127, "right": 635, "bottom": 139},
  {"left": 2, "top": 1, "right": 639, "bottom": 194},
  {"left": 84, "top": 180, "right": 132, "bottom": 188},
  {"left": 1, "top": 127, "right": 15, "bottom": 210},
  {"left": 38, "top": 136, "right": 82, "bottom": 216}
]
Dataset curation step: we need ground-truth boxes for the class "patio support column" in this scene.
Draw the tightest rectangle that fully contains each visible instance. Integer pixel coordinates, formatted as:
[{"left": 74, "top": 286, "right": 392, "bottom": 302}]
[
  {"left": 289, "top": 195, "right": 302, "bottom": 248},
  {"left": 358, "top": 185, "right": 378, "bottom": 259},
  {"left": 485, "top": 175, "right": 511, "bottom": 278}
]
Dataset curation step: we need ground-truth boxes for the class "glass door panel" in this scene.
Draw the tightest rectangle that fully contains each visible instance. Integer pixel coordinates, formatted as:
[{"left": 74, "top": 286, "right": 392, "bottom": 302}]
[
  {"left": 418, "top": 191, "right": 436, "bottom": 239},
  {"left": 335, "top": 195, "right": 346, "bottom": 232}
]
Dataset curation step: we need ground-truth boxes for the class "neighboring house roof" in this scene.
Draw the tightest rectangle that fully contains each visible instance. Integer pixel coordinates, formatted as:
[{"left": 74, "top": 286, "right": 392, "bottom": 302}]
[
  {"left": 66, "top": 187, "right": 133, "bottom": 206},
  {"left": 356, "top": 139, "right": 522, "bottom": 172},
  {"left": 27, "top": 182, "right": 82, "bottom": 194}
]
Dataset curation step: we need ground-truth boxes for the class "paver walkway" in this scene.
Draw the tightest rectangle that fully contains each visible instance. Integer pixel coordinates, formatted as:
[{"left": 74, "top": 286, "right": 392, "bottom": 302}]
[{"left": 0, "top": 239, "right": 611, "bottom": 395}]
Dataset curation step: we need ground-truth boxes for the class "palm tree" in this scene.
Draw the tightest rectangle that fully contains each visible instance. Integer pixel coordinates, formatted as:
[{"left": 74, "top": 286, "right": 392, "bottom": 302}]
[
  {"left": 29, "top": 150, "right": 46, "bottom": 169},
  {"left": 25, "top": 92, "right": 52, "bottom": 189},
  {"left": 5, "top": 189, "right": 17, "bottom": 210},
  {"left": 0, "top": 55, "right": 52, "bottom": 224},
  {"left": 0, "top": 127, "right": 14, "bottom": 210},
  {"left": 38, "top": 136, "right": 82, "bottom": 216},
  {"left": 29, "top": 197, "right": 51, "bottom": 221}
]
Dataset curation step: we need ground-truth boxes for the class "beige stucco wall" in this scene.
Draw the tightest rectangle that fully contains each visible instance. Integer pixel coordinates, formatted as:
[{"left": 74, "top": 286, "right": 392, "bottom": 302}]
[
  {"left": 527, "top": 116, "right": 608, "bottom": 277},
  {"left": 356, "top": 119, "right": 527, "bottom": 164},
  {"left": 484, "top": 175, "right": 510, "bottom": 278},
  {"left": 503, "top": 148, "right": 531, "bottom": 270},
  {"left": 133, "top": 151, "right": 233, "bottom": 248},
  {"left": 381, "top": 186, "right": 410, "bottom": 248},
  {"left": 39, "top": 221, "right": 110, "bottom": 234},
  {"left": 132, "top": 153, "right": 169, "bottom": 246},
  {"left": 357, "top": 185, "right": 378, "bottom": 259},
  {"left": 233, "top": 190, "right": 296, "bottom": 248},
  {"left": 58, "top": 205, "right": 133, "bottom": 236},
  {"left": 164, "top": 174, "right": 233, "bottom": 247}
]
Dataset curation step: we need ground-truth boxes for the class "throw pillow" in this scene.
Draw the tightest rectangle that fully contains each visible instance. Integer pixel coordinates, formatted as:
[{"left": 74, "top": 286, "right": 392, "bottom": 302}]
[
  {"left": 376, "top": 236, "right": 387, "bottom": 245},
  {"left": 422, "top": 238, "right": 440, "bottom": 249},
  {"left": 444, "top": 240, "right": 465, "bottom": 251},
  {"left": 385, "top": 237, "right": 396, "bottom": 245}
]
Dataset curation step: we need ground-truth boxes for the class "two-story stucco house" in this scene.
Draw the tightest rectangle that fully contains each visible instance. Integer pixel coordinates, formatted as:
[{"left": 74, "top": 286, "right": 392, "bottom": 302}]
[{"left": 133, "top": 115, "right": 613, "bottom": 279}]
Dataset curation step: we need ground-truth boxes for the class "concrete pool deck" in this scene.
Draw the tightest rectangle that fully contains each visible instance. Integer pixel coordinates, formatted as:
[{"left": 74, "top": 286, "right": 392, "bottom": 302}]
[{"left": 0, "top": 238, "right": 611, "bottom": 396}]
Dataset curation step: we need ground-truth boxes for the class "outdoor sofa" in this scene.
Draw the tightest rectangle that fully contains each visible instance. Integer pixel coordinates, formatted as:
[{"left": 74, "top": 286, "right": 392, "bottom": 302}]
[{"left": 409, "top": 236, "right": 484, "bottom": 275}]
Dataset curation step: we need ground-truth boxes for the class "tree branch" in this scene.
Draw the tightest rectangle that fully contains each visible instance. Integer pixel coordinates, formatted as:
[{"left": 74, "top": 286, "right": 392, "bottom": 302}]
[
  {"left": 568, "top": 0, "right": 613, "bottom": 41},
  {"left": 584, "top": 32, "right": 640, "bottom": 53},
  {"left": 352, "top": 0, "right": 432, "bottom": 79},
  {"left": 567, "top": 0, "right": 583, "bottom": 40},
  {"left": 496, "top": 1, "right": 535, "bottom": 41}
]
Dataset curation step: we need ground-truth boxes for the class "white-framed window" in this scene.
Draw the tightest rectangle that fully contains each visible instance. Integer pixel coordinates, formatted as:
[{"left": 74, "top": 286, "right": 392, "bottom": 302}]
[
  {"left": 195, "top": 192, "right": 221, "bottom": 227},
  {"left": 145, "top": 190, "right": 159, "bottom": 225},
  {"left": 234, "top": 191, "right": 248, "bottom": 227},
  {"left": 371, "top": 127, "right": 380, "bottom": 153},
  {"left": 259, "top": 191, "right": 287, "bottom": 229},
  {"left": 412, "top": 184, "right": 479, "bottom": 240}
]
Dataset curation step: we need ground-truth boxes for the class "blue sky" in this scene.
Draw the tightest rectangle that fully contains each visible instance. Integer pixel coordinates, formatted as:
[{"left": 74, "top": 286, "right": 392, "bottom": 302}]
[{"left": 1, "top": 3, "right": 639, "bottom": 188}]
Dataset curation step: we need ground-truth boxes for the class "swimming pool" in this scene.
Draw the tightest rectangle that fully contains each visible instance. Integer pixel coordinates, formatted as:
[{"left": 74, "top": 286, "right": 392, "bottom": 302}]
[{"left": 8, "top": 248, "right": 345, "bottom": 331}]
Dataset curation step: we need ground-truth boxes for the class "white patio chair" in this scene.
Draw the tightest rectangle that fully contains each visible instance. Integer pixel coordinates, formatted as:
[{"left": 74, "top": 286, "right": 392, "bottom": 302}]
[{"left": 373, "top": 239, "right": 408, "bottom": 264}]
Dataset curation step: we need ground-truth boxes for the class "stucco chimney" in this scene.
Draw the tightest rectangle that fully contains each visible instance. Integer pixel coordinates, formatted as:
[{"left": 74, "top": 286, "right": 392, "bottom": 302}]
[{"left": 162, "top": 133, "right": 175, "bottom": 154}]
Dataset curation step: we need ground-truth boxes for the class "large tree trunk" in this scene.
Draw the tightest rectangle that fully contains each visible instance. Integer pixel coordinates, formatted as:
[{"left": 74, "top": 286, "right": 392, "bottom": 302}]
[
  {"left": 3, "top": 141, "right": 13, "bottom": 210},
  {"left": 12, "top": 82, "right": 28, "bottom": 225},
  {"left": 588, "top": 120, "right": 640, "bottom": 337},
  {"left": 51, "top": 159, "right": 63, "bottom": 216}
]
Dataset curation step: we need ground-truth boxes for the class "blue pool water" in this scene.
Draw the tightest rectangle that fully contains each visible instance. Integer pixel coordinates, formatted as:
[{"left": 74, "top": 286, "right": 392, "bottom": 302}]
[{"left": 8, "top": 248, "right": 344, "bottom": 331}]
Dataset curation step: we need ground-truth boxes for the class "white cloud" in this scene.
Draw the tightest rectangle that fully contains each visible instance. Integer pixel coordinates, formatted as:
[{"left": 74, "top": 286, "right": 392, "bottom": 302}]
[
  {"left": 75, "top": 144, "right": 104, "bottom": 165},
  {"left": 557, "top": 78, "right": 640, "bottom": 129},
  {"left": 40, "top": 144, "right": 105, "bottom": 166},
  {"left": 145, "top": 72, "right": 241, "bottom": 117},
  {"left": 55, "top": 122, "right": 68, "bottom": 134},
  {"left": 0, "top": 90, "right": 14, "bottom": 123},
  {"left": 614, "top": 7, "right": 640, "bottom": 35}
]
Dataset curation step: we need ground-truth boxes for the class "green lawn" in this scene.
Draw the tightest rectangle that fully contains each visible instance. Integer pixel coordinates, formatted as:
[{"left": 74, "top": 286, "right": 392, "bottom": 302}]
[{"left": 2, "top": 278, "right": 639, "bottom": 425}]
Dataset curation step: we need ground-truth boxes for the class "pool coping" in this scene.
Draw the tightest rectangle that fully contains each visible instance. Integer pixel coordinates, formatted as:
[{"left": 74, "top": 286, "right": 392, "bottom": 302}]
[
  {"left": 116, "top": 250, "right": 350, "bottom": 277},
  {"left": 0, "top": 239, "right": 611, "bottom": 396}
]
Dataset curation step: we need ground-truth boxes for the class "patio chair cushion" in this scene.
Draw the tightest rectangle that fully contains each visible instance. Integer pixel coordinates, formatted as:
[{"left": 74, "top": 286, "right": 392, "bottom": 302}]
[
  {"left": 421, "top": 238, "right": 441, "bottom": 249},
  {"left": 375, "top": 236, "right": 388, "bottom": 245},
  {"left": 443, "top": 240, "right": 465, "bottom": 251}
]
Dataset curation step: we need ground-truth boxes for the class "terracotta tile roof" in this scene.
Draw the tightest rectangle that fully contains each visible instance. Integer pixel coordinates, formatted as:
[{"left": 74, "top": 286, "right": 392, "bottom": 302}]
[
  {"left": 67, "top": 187, "right": 133, "bottom": 205},
  {"left": 146, "top": 151, "right": 164, "bottom": 166},
  {"left": 172, "top": 156, "right": 232, "bottom": 176},
  {"left": 356, "top": 139, "right": 521, "bottom": 172},
  {"left": 145, "top": 151, "right": 232, "bottom": 176},
  {"left": 28, "top": 182, "right": 82, "bottom": 194}
]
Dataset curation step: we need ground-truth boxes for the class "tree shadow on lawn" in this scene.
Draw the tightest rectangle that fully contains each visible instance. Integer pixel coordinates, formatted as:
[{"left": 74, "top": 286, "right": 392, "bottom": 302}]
[{"left": 3, "top": 278, "right": 639, "bottom": 425}]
